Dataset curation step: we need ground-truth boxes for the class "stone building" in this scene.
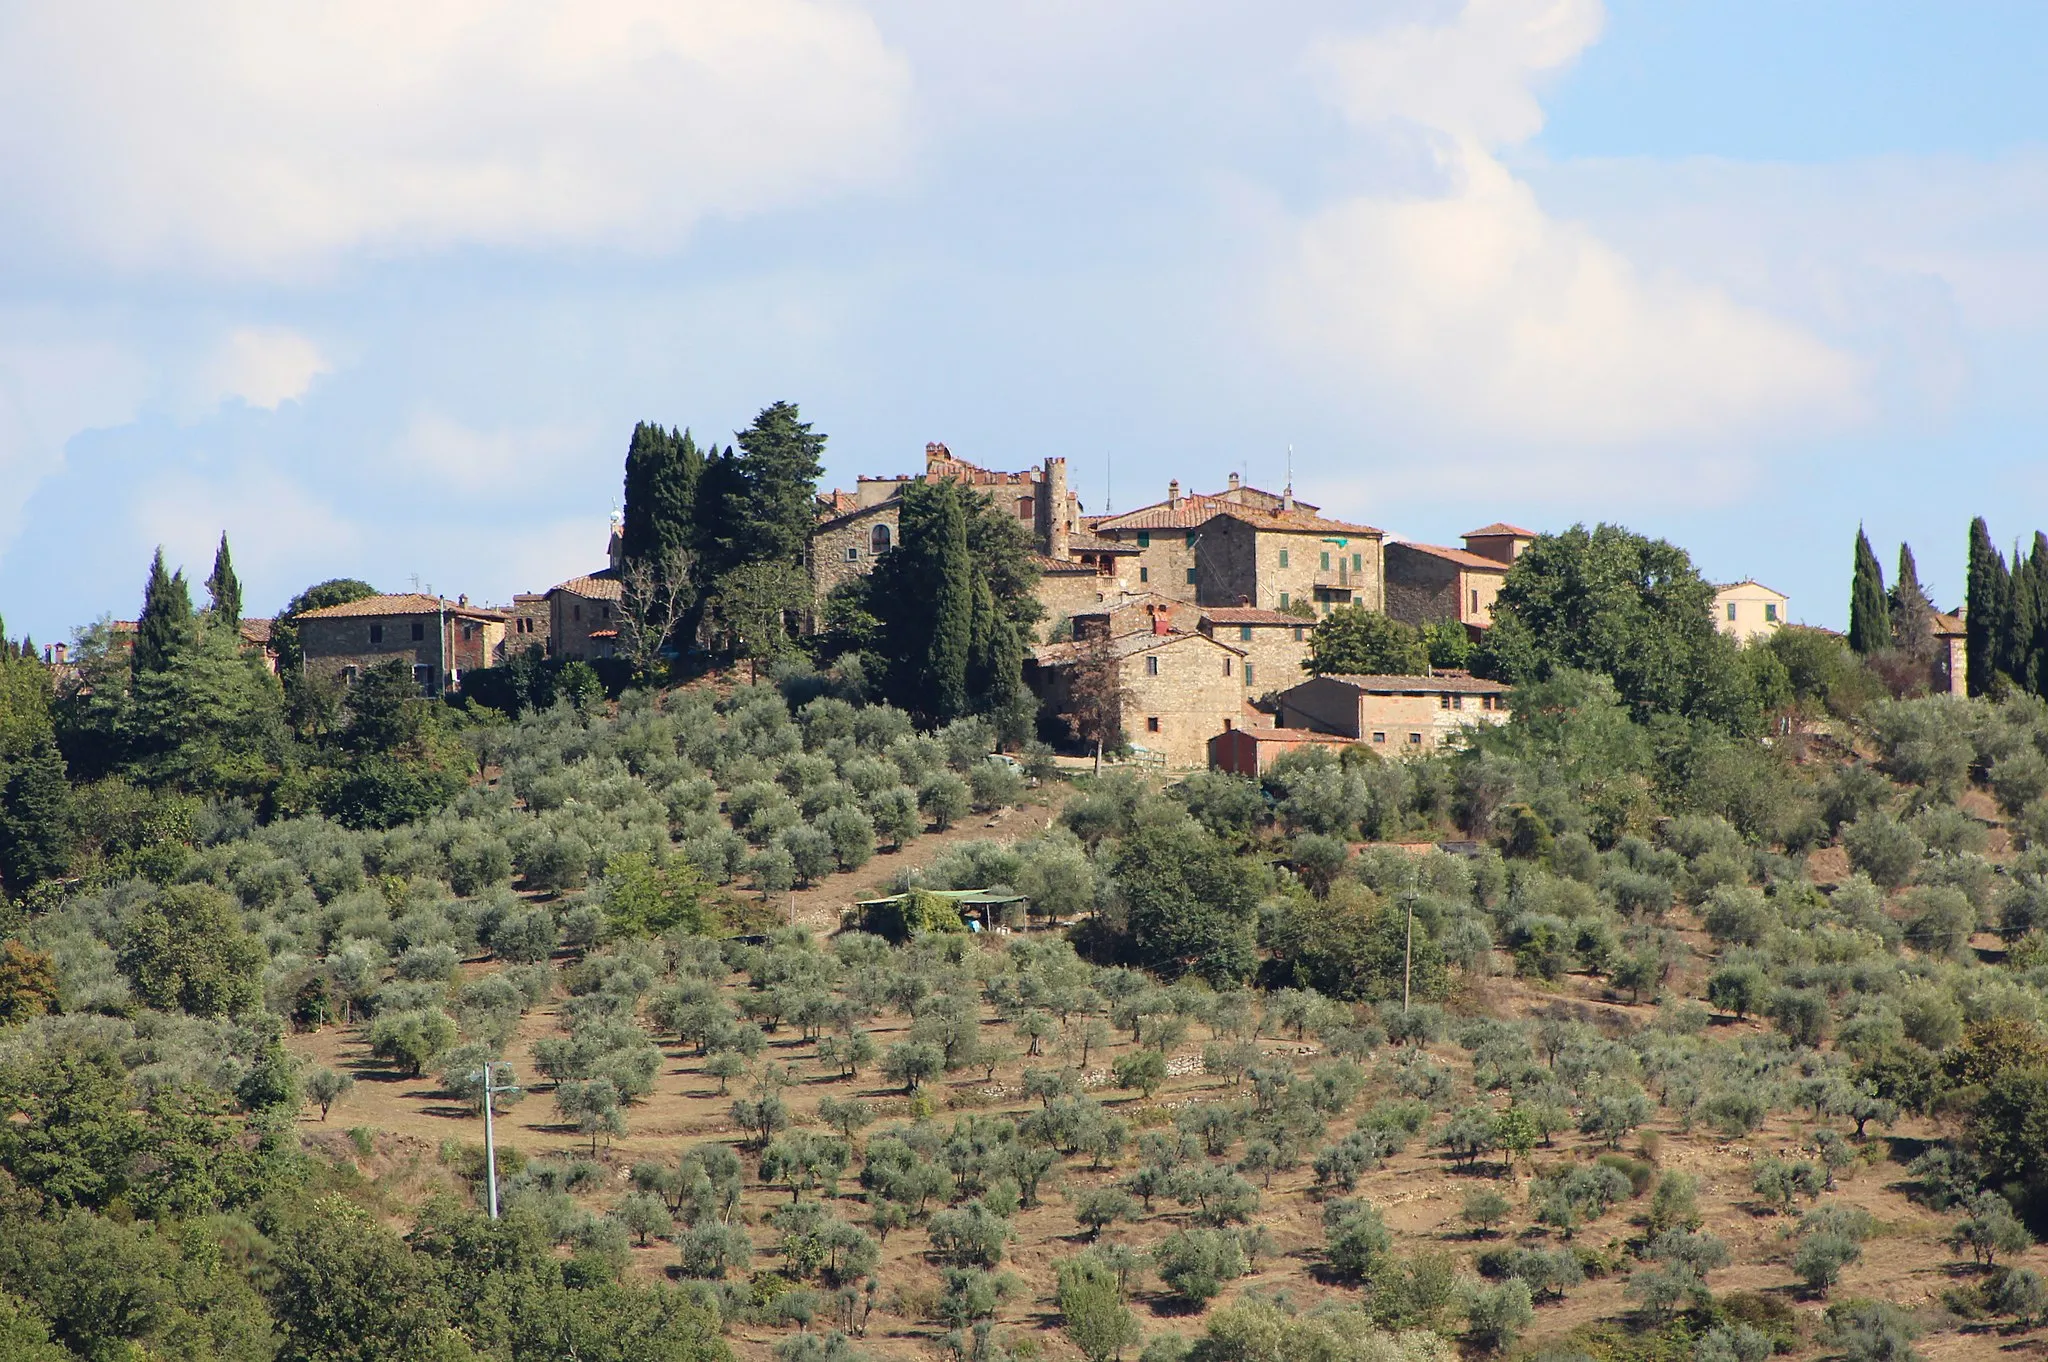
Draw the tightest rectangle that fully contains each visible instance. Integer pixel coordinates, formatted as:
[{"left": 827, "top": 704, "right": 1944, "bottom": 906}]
[
  {"left": 296, "top": 593, "right": 507, "bottom": 693},
  {"left": 1711, "top": 580, "right": 1789, "bottom": 644},
  {"left": 1072, "top": 592, "right": 1193, "bottom": 641},
  {"left": 1385, "top": 541, "right": 1510, "bottom": 629},
  {"left": 1196, "top": 606, "right": 1311, "bottom": 695},
  {"left": 547, "top": 573, "right": 624, "bottom": 661},
  {"left": 1209, "top": 726, "right": 1355, "bottom": 776},
  {"left": 1274, "top": 672, "right": 1510, "bottom": 754},
  {"left": 496, "top": 592, "right": 551, "bottom": 661},
  {"left": 1193, "top": 506, "right": 1384, "bottom": 616},
  {"left": 1460, "top": 523, "right": 1537, "bottom": 565},
  {"left": 1932, "top": 610, "right": 1967, "bottom": 696},
  {"left": 1026, "top": 623, "right": 1248, "bottom": 768}
]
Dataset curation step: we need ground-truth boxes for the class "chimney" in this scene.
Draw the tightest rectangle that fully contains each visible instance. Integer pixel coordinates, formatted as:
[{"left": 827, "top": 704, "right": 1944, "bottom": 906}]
[
  {"left": 1153, "top": 610, "right": 1169, "bottom": 636},
  {"left": 1228, "top": 472, "right": 1241, "bottom": 492},
  {"left": 1282, "top": 483, "right": 1295, "bottom": 513},
  {"left": 1168, "top": 479, "right": 1181, "bottom": 508},
  {"left": 926, "top": 441, "right": 950, "bottom": 471},
  {"left": 458, "top": 594, "right": 468, "bottom": 607}
]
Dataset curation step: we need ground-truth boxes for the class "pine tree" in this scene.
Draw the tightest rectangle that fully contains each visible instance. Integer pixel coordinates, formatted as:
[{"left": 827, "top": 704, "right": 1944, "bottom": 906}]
[
  {"left": 205, "top": 533, "right": 242, "bottom": 627},
  {"left": 133, "top": 548, "right": 195, "bottom": 675},
  {"left": 1966, "top": 518, "right": 2011, "bottom": 696},
  {"left": 717, "top": 401, "right": 825, "bottom": 570},
  {"left": 1848, "top": 528, "right": 1890, "bottom": 656},
  {"left": 1891, "top": 542, "right": 1934, "bottom": 663}
]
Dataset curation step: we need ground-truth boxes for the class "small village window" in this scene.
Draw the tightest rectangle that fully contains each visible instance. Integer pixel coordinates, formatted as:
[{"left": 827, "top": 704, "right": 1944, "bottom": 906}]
[
  {"left": 1440, "top": 694, "right": 1452, "bottom": 708},
  {"left": 1185, "top": 530, "right": 1196, "bottom": 547},
  {"left": 369, "top": 624, "right": 383, "bottom": 643},
  {"left": 1279, "top": 549, "right": 1290, "bottom": 568},
  {"left": 1352, "top": 553, "right": 1362, "bottom": 571},
  {"left": 1145, "top": 655, "right": 1159, "bottom": 676},
  {"left": 1185, "top": 568, "right": 1197, "bottom": 585},
  {"left": 1471, "top": 589, "right": 1480, "bottom": 614},
  {"left": 1409, "top": 732, "right": 1422, "bottom": 744},
  {"left": 1320, "top": 551, "right": 1331, "bottom": 571},
  {"left": 1291, "top": 625, "right": 1303, "bottom": 641},
  {"left": 1726, "top": 602, "right": 1738, "bottom": 621},
  {"left": 1223, "top": 718, "right": 1233, "bottom": 731},
  {"left": 1018, "top": 495, "right": 1034, "bottom": 522},
  {"left": 412, "top": 621, "right": 425, "bottom": 641},
  {"left": 1137, "top": 531, "right": 1152, "bottom": 548},
  {"left": 1238, "top": 625, "right": 1252, "bottom": 641},
  {"left": 1146, "top": 716, "right": 1161, "bottom": 732},
  {"left": 1278, "top": 592, "right": 1290, "bottom": 609},
  {"left": 1765, "top": 603, "right": 1779, "bottom": 622},
  {"left": 462, "top": 623, "right": 474, "bottom": 641},
  {"left": 1372, "top": 731, "right": 1386, "bottom": 744},
  {"left": 1223, "top": 657, "right": 1232, "bottom": 677},
  {"left": 1244, "top": 663, "right": 1254, "bottom": 686},
  {"left": 1139, "top": 567, "right": 1150, "bottom": 583},
  {"left": 871, "top": 524, "right": 891, "bottom": 553},
  {"left": 342, "top": 666, "right": 358, "bottom": 685},
  {"left": 845, "top": 546, "right": 861, "bottom": 562},
  {"left": 414, "top": 665, "right": 432, "bottom": 692}
]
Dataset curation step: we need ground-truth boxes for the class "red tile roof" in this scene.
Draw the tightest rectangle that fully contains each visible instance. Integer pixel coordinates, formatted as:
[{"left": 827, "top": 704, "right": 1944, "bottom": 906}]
[
  {"left": 1311, "top": 672, "right": 1509, "bottom": 695},
  {"left": 1200, "top": 607, "right": 1307, "bottom": 626},
  {"left": 295, "top": 593, "right": 507, "bottom": 621},
  {"left": 1211, "top": 505, "right": 1381, "bottom": 535},
  {"left": 1463, "top": 522, "right": 1537, "bottom": 539},
  {"left": 550, "top": 573, "right": 624, "bottom": 601},
  {"left": 1030, "top": 553, "right": 1100, "bottom": 576},
  {"left": 1391, "top": 541, "right": 1509, "bottom": 572},
  {"left": 1032, "top": 630, "right": 1243, "bottom": 666},
  {"left": 1094, "top": 494, "right": 1380, "bottom": 537}
]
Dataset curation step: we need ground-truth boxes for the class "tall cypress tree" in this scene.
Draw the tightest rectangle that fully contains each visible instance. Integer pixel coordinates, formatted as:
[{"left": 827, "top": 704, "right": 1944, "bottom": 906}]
[
  {"left": 204, "top": 533, "right": 242, "bottom": 628},
  {"left": 0, "top": 736, "right": 72, "bottom": 893},
  {"left": 133, "top": 548, "right": 194, "bottom": 675},
  {"left": 876, "top": 481, "right": 973, "bottom": 723},
  {"left": 1848, "top": 527, "right": 1890, "bottom": 655},
  {"left": 1891, "top": 541, "right": 1934, "bottom": 662},
  {"left": 620, "top": 424, "right": 702, "bottom": 573},
  {"left": 1966, "top": 517, "right": 2011, "bottom": 696},
  {"left": 2019, "top": 533, "right": 2048, "bottom": 698}
]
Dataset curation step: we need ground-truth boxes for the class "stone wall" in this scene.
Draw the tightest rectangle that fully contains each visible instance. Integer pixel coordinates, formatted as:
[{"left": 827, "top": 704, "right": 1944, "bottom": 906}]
[
  {"left": 810, "top": 505, "right": 899, "bottom": 603},
  {"left": 1384, "top": 545, "right": 1461, "bottom": 626},
  {"left": 498, "top": 594, "right": 551, "bottom": 661},
  {"left": 1118, "top": 634, "right": 1247, "bottom": 767},
  {"left": 1195, "top": 519, "right": 1383, "bottom": 615},
  {"left": 550, "top": 590, "right": 621, "bottom": 661},
  {"left": 302, "top": 612, "right": 503, "bottom": 690},
  {"left": 1035, "top": 568, "right": 1126, "bottom": 642},
  {"left": 1201, "top": 619, "right": 1310, "bottom": 696}
]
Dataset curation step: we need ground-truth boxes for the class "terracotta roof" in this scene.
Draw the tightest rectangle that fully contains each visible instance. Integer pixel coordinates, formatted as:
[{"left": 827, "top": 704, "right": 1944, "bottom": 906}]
[
  {"left": 1067, "top": 532, "right": 1139, "bottom": 555},
  {"left": 1200, "top": 607, "right": 1307, "bottom": 626},
  {"left": 1714, "top": 579, "right": 1787, "bottom": 598},
  {"left": 1078, "top": 591, "right": 1182, "bottom": 613},
  {"left": 1931, "top": 611, "right": 1966, "bottom": 637},
  {"left": 1032, "top": 630, "right": 1243, "bottom": 667},
  {"left": 1030, "top": 553, "right": 1099, "bottom": 576},
  {"left": 1209, "top": 505, "right": 1382, "bottom": 536},
  {"left": 238, "top": 618, "right": 273, "bottom": 643},
  {"left": 1091, "top": 492, "right": 1243, "bottom": 532},
  {"left": 550, "top": 573, "right": 623, "bottom": 601},
  {"left": 1390, "top": 542, "right": 1508, "bottom": 572},
  {"left": 295, "top": 593, "right": 507, "bottom": 621},
  {"left": 1209, "top": 483, "right": 1320, "bottom": 513},
  {"left": 817, "top": 489, "right": 860, "bottom": 516},
  {"left": 1308, "top": 672, "right": 1509, "bottom": 695},
  {"left": 1463, "top": 522, "right": 1537, "bottom": 539}
]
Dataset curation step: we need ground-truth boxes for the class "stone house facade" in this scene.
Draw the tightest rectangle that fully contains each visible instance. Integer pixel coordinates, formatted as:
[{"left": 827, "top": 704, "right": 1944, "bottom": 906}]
[
  {"left": 1026, "top": 626, "right": 1248, "bottom": 768},
  {"left": 497, "top": 592, "right": 551, "bottom": 661},
  {"left": 1072, "top": 592, "right": 1193, "bottom": 641},
  {"left": 1193, "top": 507, "right": 1384, "bottom": 616},
  {"left": 1711, "top": 580, "right": 1789, "bottom": 644},
  {"left": 548, "top": 573, "right": 624, "bottom": 661},
  {"left": 1932, "top": 611, "right": 1967, "bottom": 696},
  {"left": 296, "top": 593, "right": 508, "bottom": 693},
  {"left": 1275, "top": 672, "right": 1510, "bottom": 754},
  {"left": 1209, "top": 726, "right": 1355, "bottom": 776},
  {"left": 1385, "top": 541, "right": 1509, "bottom": 629},
  {"left": 1197, "top": 606, "right": 1311, "bottom": 695},
  {"left": 1460, "top": 523, "right": 1537, "bottom": 566}
]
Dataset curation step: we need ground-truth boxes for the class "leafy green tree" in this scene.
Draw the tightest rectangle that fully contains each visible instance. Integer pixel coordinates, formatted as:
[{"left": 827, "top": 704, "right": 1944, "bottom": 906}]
[
  {"left": 1058, "top": 1255, "right": 1142, "bottom": 1362},
  {"left": 878, "top": 480, "right": 974, "bottom": 722},
  {"left": 1322, "top": 1197, "right": 1391, "bottom": 1279},
  {"left": 1113, "top": 1049, "right": 1168, "bottom": 1097},
  {"left": 306, "top": 1067, "right": 355, "bottom": 1121},
  {"left": 620, "top": 423, "right": 703, "bottom": 577},
  {"left": 1152, "top": 1228, "right": 1247, "bottom": 1304},
  {"left": 0, "top": 736, "right": 73, "bottom": 893},
  {"left": 270, "top": 1195, "right": 464, "bottom": 1362},
  {"left": 1849, "top": 527, "right": 1891, "bottom": 656},
  {"left": 1305, "top": 605, "right": 1427, "bottom": 676},
  {"left": 1463, "top": 1278, "right": 1533, "bottom": 1353},
  {"left": 133, "top": 548, "right": 196, "bottom": 675},
  {"left": 1476, "top": 524, "right": 1758, "bottom": 730},
  {"left": 1108, "top": 820, "right": 1259, "bottom": 984},
  {"left": 204, "top": 533, "right": 242, "bottom": 627},
  {"left": 0, "top": 1046, "right": 143, "bottom": 1208},
  {"left": 1462, "top": 1188, "right": 1511, "bottom": 1236},
  {"left": 368, "top": 1009, "right": 458, "bottom": 1079},
  {"left": 117, "top": 883, "right": 264, "bottom": 1016},
  {"left": 1891, "top": 542, "right": 1935, "bottom": 664}
]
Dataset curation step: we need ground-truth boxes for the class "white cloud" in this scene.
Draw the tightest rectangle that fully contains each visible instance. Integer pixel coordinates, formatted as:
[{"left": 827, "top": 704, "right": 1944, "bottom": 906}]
[
  {"left": 195, "top": 327, "right": 331, "bottom": 410},
  {"left": 130, "top": 468, "right": 361, "bottom": 597},
  {"left": 389, "top": 412, "right": 604, "bottom": 498},
  {"left": 0, "top": 320, "right": 153, "bottom": 543},
  {"left": 0, "top": 0, "right": 912, "bottom": 277},
  {"left": 1269, "top": 0, "right": 1865, "bottom": 455}
]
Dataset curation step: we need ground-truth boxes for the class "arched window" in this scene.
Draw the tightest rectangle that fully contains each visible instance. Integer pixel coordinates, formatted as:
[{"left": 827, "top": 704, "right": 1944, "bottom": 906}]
[{"left": 870, "top": 523, "right": 892, "bottom": 553}]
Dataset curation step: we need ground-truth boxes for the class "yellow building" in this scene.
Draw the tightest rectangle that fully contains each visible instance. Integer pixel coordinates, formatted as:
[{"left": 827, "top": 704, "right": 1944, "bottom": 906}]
[{"left": 1712, "top": 580, "right": 1789, "bottom": 643}]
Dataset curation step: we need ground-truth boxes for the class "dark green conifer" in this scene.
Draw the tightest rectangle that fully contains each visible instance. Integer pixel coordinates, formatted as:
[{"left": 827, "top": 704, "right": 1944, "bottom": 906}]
[
  {"left": 1848, "top": 528, "right": 1890, "bottom": 656},
  {"left": 133, "top": 548, "right": 194, "bottom": 675},
  {"left": 205, "top": 534, "right": 242, "bottom": 628},
  {"left": 1966, "top": 517, "right": 2011, "bottom": 696}
]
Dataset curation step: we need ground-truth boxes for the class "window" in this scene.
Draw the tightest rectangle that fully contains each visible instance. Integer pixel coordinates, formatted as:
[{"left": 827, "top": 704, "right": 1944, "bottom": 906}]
[
  {"left": 1320, "top": 551, "right": 1331, "bottom": 570},
  {"left": 1185, "top": 568, "right": 1197, "bottom": 585},
  {"left": 1439, "top": 694, "right": 1452, "bottom": 709},
  {"left": 871, "top": 524, "right": 891, "bottom": 553},
  {"left": 845, "top": 546, "right": 861, "bottom": 562},
  {"left": 1352, "top": 553, "right": 1362, "bottom": 571},
  {"left": 1471, "top": 589, "right": 1480, "bottom": 614},
  {"left": 1017, "top": 495, "right": 1034, "bottom": 522},
  {"left": 1292, "top": 625, "right": 1304, "bottom": 641},
  {"left": 369, "top": 624, "right": 383, "bottom": 643},
  {"left": 1279, "top": 549, "right": 1290, "bottom": 568},
  {"left": 342, "top": 665, "right": 359, "bottom": 685},
  {"left": 1726, "top": 602, "right": 1737, "bottom": 621},
  {"left": 1222, "top": 718, "right": 1234, "bottom": 731},
  {"left": 1765, "top": 603, "right": 1779, "bottom": 622},
  {"left": 1139, "top": 566, "right": 1150, "bottom": 583},
  {"left": 1372, "top": 731, "right": 1386, "bottom": 744},
  {"left": 462, "top": 623, "right": 474, "bottom": 641},
  {"left": 1244, "top": 663, "right": 1254, "bottom": 686},
  {"left": 411, "top": 621, "right": 425, "bottom": 641},
  {"left": 1145, "top": 655, "right": 1159, "bottom": 676},
  {"left": 1278, "top": 592, "right": 1290, "bottom": 608},
  {"left": 414, "top": 664, "right": 432, "bottom": 692},
  {"left": 1137, "top": 531, "right": 1151, "bottom": 548},
  {"left": 1185, "top": 530, "right": 1196, "bottom": 547},
  {"left": 1409, "top": 732, "right": 1422, "bottom": 745},
  {"left": 1146, "top": 716, "right": 1161, "bottom": 732},
  {"left": 1223, "top": 657, "right": 1232, "bottom": 677}
]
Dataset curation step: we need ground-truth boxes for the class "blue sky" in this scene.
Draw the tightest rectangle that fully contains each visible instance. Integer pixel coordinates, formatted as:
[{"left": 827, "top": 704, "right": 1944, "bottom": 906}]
[{"left": 1, "top": 0, "right": 2044, "bottom": 641}]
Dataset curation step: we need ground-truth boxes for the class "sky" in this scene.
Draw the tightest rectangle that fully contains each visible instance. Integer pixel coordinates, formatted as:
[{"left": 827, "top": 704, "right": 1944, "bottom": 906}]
[{"left": 1, "top": 0, "right": 2045, "bottom": 641}]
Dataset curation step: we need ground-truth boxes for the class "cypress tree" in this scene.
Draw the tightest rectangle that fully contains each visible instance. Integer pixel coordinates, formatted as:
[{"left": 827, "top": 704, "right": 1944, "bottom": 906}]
[
  {"left": 1966, "top": 518, "right": 2011, "bottom": 696},
  {"left": 2020, "top": 534, "right": 2048, "bottom": 698},
  {"left": 1891, "top": 541, "right": 1934, "bottom": 662},
  {"left": 925, "top": 485, "right": 974, "bottom": 723},
  {"left": 205, "top": 533, "right": 242, "bottom": 628},
  {"left": 878, "top": 481, "right": 973, "bottom": 722},
  {"left": 1848, "top": 528, "right": 1890, "bottom": 655},
  {"left": 133, "top": 548, "right": 194, "bottom": 675},
  {"left": 0, "top": 736, "right": 72, "bottom": 894},
  {"left": 620, "top": 423, "right": 701, "bottom": 573}
]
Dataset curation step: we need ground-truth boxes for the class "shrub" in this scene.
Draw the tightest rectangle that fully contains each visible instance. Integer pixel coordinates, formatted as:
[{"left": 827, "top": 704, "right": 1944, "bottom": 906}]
[{"left": 1152, "top": 1228, "right": 1247, "bottom": 1304}]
